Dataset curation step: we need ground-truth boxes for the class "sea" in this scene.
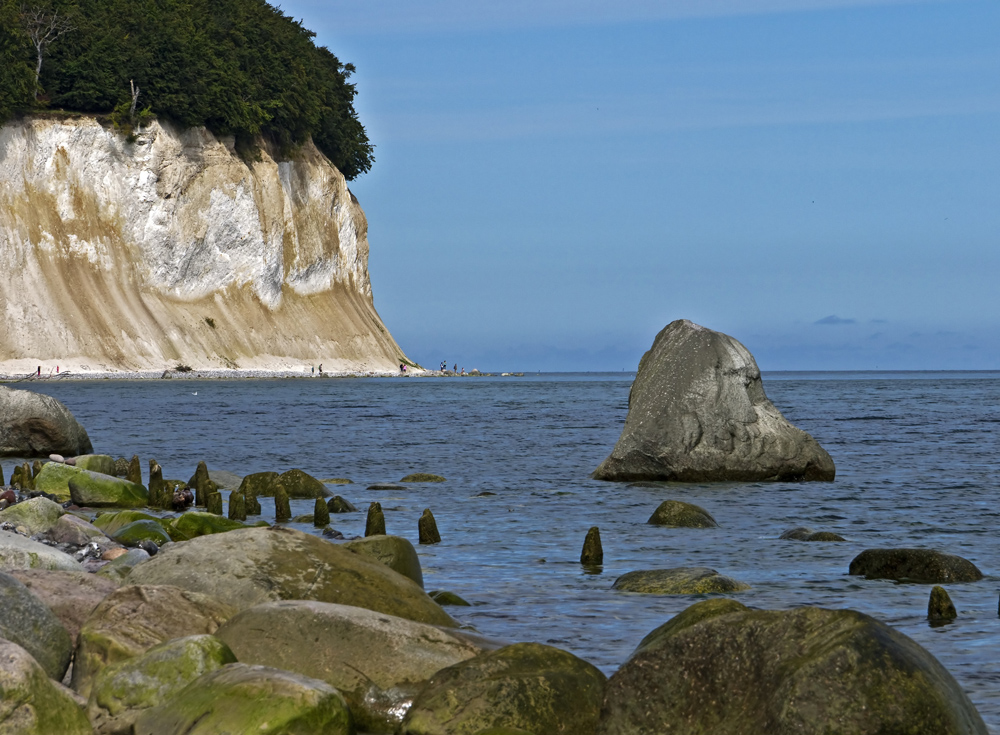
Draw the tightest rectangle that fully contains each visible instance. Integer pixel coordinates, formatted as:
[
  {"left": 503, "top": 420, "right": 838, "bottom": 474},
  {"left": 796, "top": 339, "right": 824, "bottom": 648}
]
[{"left": 15, "top": 371, "right": 1000, "bottom": 731}]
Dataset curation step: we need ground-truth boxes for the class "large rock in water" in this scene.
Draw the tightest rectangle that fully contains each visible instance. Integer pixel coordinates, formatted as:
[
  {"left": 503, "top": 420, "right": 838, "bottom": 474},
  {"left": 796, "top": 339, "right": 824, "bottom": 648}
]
[
  {"left": 598, "top": 598, "right": 987, "bottom": 735},
  {"left": 125, "top": 525, "right": 456, "bottom": 626},
  {"left": 849, "top": 548, "right": 984, "bottom": 584},
  {"left": 0, "top": 386, "right": 93, "bottom": 457},
  {"left": 594, "top": 320, "right": 835, "bottom": 482}
]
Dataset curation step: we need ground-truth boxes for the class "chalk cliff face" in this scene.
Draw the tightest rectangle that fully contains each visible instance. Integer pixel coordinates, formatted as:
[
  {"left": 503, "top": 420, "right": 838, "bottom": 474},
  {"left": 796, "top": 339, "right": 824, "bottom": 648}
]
[{"left": 0, "top": 116, "right": 408, "bottom": 374}]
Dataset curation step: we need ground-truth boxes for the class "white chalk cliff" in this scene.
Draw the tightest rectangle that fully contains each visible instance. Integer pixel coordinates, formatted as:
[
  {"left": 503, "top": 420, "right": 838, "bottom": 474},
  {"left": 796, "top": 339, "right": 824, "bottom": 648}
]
[{"left": 0, "top": 115, "right": 409, "bottom": 374}]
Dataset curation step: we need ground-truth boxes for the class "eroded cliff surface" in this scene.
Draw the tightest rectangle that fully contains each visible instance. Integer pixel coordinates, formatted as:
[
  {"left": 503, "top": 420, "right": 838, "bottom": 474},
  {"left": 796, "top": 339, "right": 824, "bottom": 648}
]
[{"left": 0, "top": 116, "right": 407, "bottom": 374}]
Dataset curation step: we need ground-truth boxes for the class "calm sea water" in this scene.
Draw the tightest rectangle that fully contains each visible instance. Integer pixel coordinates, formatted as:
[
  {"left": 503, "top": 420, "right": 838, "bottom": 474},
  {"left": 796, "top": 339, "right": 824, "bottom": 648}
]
[{"left": 16, "top": 372, "right": 1000, "bottom": 730}]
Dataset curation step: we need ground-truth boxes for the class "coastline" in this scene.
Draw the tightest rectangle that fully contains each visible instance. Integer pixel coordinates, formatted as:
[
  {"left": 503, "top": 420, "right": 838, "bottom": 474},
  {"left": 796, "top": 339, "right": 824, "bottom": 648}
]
[{"left": 0, "top": 368, "right": 523, "bottom": 382}]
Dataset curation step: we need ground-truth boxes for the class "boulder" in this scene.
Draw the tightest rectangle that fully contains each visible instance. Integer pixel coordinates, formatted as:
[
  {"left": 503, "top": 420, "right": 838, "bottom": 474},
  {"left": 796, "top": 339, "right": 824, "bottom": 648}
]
[
  {"left": 0, "top": 571, "right": 73, "bottom": 680},
  {"left": 207, "top": 470, "right": 244, "bottom": 491},
  {"left": 593, "top": 320, "right": 835, "bottom": 482},
  {"left": 598, "top": 598, "right": 987, "bottom": 735},
  {"left": 124, "top": 526, "right": 456, "bottom": 625},
  {"left": 647, "top": 500, "right": 718, "bottom": 528},
  {"left": 8, "top": 570, "right": 118, "bottom": 647},
  {"left": 278, "top": 468, "right": 331, "bottom": 498},
  {"left": 132, "top": 663, "right": 353, "bottom": 735},
  {"left": 345, "top": 534, "right": 424, "bottom": 587},
  {"left": 328, "top": 495, "right": 358, "bottom": 513},
  {"left": 169, "top": 511, "right": 245, "bottom": 540},
  {"left": 781, "top": 526, "right": 847, "bottom": 542},
  {"left": 92, "top": 510, "right": 164, "bottom": 537},
  {"left": 70, "top": 472, "right": 148, "bottom": 509},
  {"left": 75, "top": 455, "right": 117, "bottom": 476},
  {"left": 401, "top": 473, "right": 446, "bottom": 483},
  {"left": 849, "top": 549, "right": 984, "bottom": 584},
  {"left": 399, "top": 642, "right": 606, "bottom": 735},
  {"left": 216, "top": 600, "right": 496, "bottom": 732},
  {"left": 0, "top": 638, "right": 92, "bottom": 735},
  {"left": 430, "top": 590, "right": 472, "bottom": 607},
  {"left": 72, "top": 584, "right": 236, "bottom": 698},
  {"left": 0, "top": 530, "right": 84, "bottom": 571},
  {"left": 237, "top": 471, "right": 280, "bottom": 497},
  {"left": 0, "top": 386, "right": 93, "bottom": 458},
  {"left": 45, "top": 514, "right": 109, "bottom": 546},
  {"left": 0, "top": 496, "right": 64, "bottom": 535},
  {"left": 96, "top": 548, "right": 152, "bottom": 583},
  {"left": 88, "top": 634, "right": 237, "bottom": 735},
  {"left": 112, "top": 520, "right": 172, "bottom": 548},
  {"left": 612, "top": 567, "right": 750, "bottom": 594},
  {"left": 33, "top": 461, "right": 91, "bottom": 502}
]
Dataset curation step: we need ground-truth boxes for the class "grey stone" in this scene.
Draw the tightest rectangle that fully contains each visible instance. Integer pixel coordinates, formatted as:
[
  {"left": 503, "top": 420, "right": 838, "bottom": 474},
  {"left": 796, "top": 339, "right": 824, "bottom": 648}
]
[
  {"left": 594, "top": 320, "right": 835, "bottom": 482},
  {"left": 0, "top": 571, "right": 73, "bottom": 680},
  {"left": 0, "top": 530, "right": 84, "bottom": 571},
  {"left": 0, "top": 639, "right": 92, "bottom": 734},
  {"left": 0, "top": 386, "right": 93, "bottom": 458}
]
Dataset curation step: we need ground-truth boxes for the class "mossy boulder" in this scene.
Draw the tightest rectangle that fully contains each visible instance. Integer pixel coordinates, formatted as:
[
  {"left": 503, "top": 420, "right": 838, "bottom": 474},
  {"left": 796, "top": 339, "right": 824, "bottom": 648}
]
[
  {"left": 33, "top": 461, "right": 90, "bottom": 502},
  {"left": 69, "top": 472, "right": 148, "bottom": 509},
  {"left": 88, "top": 634, "right": 237, "bottom": 735},
  {"left": 0, "top": 570, "right": 73, "bottom": 680},
  {"left": 124, "top": 526, "right": 456, "bottom": 626},
  {"left": 400, "top": 642, "right": 607, "bottom": 735},
  {"left": 0, "top": 530, "right": 83, "bottom": 571},
  {"left": 344, "top": 534, "right": 424, "bottom": 587},
  {"left": 0, "top": 496, "right": 63, "bottom": 535},
  {"left": 401, "top": 473, "right": 446, "bottom": 483},
  {"left": 647, "top": 500, "right": 718, "bottom": 528},
  {"left": 216, "top": 600, "right": 495, "bottom": 733},
  {"left": 276, "top": 468, "right": 331, "bottom": 498},
  {"left": 72, "top": 584, "right": 236, "bottom": 698},
  {"left": 612, "top": 567, "right": 751, "bottom": 595},
  {"left": 93, "top": 510, "right": 164, "bottom": 538},
  {"left": 8, "top": 570, "right": 118, "bottom": 647},
  {"left": 132, "top": 663, "right": 353, "bottom": 735},
  {"left": 781, "top": 526, "right": 847, "bottom": 542},
  {"left": 238, "top": 471, "right": 280, "bottom": 497},
  {"left": 169, "top": 512, "right": 246, "bottom": 540},
  {"left": 599, "top": 599, "right": 987, "bottom": 734},
  {"left": 74, "top": 454, "right": 117, "bottom": 476},
  {"left": 849, "top": 548, "right": 984, "bottom": 584},
  {"left": 112, "top": 519, "right": 172, "bottom": 548},
  {"left": 0, "top": 639, "right": 92, "bottom": 735}
]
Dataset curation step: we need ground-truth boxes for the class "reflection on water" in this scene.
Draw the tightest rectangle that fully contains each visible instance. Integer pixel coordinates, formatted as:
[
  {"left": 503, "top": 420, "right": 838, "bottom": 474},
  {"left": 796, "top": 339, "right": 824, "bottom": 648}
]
[{"left": 22, "top": 372, "right": 1000, "bottom": 731}]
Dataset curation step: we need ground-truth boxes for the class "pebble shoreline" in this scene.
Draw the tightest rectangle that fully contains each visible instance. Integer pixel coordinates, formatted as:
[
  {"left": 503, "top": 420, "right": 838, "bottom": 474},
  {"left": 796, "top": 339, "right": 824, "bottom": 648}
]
[{"left": 0, "top": 369, "right": 521, "bottom": 382}]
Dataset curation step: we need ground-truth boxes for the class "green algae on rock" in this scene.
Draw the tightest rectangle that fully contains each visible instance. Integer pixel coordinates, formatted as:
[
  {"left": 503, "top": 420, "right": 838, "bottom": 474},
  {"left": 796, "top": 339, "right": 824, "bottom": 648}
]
[
  {"left": 598, "top": 599, "right": 988, "bottom": 735},
  {"left": 612, "top": 567, "right": 750, "bottom": 595},
  {"left": 111, "top": 519, "right": 172, "bottom": 548},
  {"left": 399, "top": 642, "right": 606, "bottom": 735},
  {"left": 0, "top": 496, "right": 63, "bottom": 536},
  {"left": 344, "top": 534, "right": 424, "bottom": 587},
  {"left": 0, "top": 639, "right": 92, "bottom": 735},
  {"left": 69, "top": 472, "right": 148, "bottom": 508},
  {"left": 647, "top": 499, "right": 719, "bottom": 528}
]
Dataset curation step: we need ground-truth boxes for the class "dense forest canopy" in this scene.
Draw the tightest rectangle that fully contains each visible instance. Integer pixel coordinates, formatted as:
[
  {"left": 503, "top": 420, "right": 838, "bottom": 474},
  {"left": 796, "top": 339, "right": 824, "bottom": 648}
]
[{"left": 0, "top": 0, "right": 373, "bottom": 178}]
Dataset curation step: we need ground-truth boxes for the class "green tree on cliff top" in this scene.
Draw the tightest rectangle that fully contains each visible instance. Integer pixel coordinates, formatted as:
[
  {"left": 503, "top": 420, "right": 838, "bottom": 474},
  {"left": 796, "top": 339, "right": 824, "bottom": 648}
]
[{"left": 0, "top": 0, "right": 373, "bottom": 179}]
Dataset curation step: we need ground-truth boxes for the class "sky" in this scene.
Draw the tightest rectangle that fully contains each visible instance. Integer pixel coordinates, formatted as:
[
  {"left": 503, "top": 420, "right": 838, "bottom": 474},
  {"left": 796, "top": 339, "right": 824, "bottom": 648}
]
[{"left": 278, "top": 0, "right": 999, "bottom": 371}]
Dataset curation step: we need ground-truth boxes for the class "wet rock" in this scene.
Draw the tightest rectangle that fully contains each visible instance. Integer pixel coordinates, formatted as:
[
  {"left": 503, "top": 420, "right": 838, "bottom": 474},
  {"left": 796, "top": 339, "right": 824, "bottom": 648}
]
[
  {"left": 206, "top": 491, "right": 223, "bottom": 515},
  {"left": 322, "top": 527, "right": 345, "bottom": 540},
  {"left": 401, "top": 473, "right": 446, "bottom": 483},
  {"left": 314, "top": 497, "right": 330, "bottom": 527},
  {"left": 593, "top": 320, "right": 835, "bottom": 482},
  {"left": 92, "top": 510, "right": 163, "bottom": 538},
  {"left": 125, "top": 526, "right": 457, "bottom": 625},
  {"left": 929, "top": 586, "right": 958, "bottom": 624},
  {"left": 399, "top": 642, "right": 606, "bottom": 735},
  {"left": 0, "top": 639, "right": 92, "bottom": 734},
  {"left": 781, "top": 526, "right": 847, "bottom": 542},
  {"left": 189, "top": 461, "right": 211, "bottom": 506},
  {"left": 0, "top": 570, "right": 74, "bottom": 679},
  {"left": 111, "top": 519, "right": 172, "bottom": 548},
  {"left": 0, "top": 386, "right": 94, "bottom": 458},
  {"left": 95, "top": 548, "right": 152, "bottom": 583},
  {"left": 0, "top": 530, "right": 84, "bottom": 571},
  {"left": 216, "top": 600, "right": 495, "bottom": 733},
  {"left": 69, "top": 472, "right": 148, "bottom": 508},
  {"left": 44, "top": 513, "right": 109, "bottom": 547},
  {"left": 369, "top": 483, "right": 408, "bottom": 491},
  {"left": 429, "top": 590, "right": 472, "bottom": 606},
  {"left": 87, "top": 634, "right": 237, "bottom": 735},
  {"left": 72, "top": 584, "right": 236, "bottom": 698},
  {"left": 75, "top": 454, "right": 117, "bottom": 476},
  {"left": 366, "top": 501, "right": 386, "bottom": 536},
  {"left": 321, "top": 478, "right": 353, "bottom": 485},
  {"left": 228, "top": 491, "right": 246, "bottom": 521},
  {"left": 419, "top": 508, "right": 441, "bottom": 544},
  {"left": 612, "top": 567, "right": 751, "bottom": 594},
  {"left": 169, "top": 511, "right": 245, "bottom": 540},
  {"left": 274, "top": 482, "right": 291, "bottom": 522},
  {"left": 598, "top": 598, "right": 987, "bottom": 735},
  {"left": 278, "top": 468, "right": 331, "bottom": 498},
  {"left": 7, "top": 569, "right": 117, "bottom": 649},
  {"left": 238, "top": 471, "right": 280, "bottom": 497},
  {"left": 345, "top": 534, "right": 424, "bottom": 587},
  {"left": 132, "top": 663, "right": 353, "bottom": 735},
  {"left": 647, "top": 500, "right": 719, "bottom": 528},
  {"left": 580, "top": 526, "right": 603, "bottom": 566},
  {"left": 207, "top": 469, "right": 244, "bottom": 491},
  {"left": 849, "top": 548, "right": 984, "bottom": 584},
  {"left": 328, "top": 495, "right": 358, "bottom": 513},
  {"left": 0, "top": 495, "right": 63, "bottom": 535}
]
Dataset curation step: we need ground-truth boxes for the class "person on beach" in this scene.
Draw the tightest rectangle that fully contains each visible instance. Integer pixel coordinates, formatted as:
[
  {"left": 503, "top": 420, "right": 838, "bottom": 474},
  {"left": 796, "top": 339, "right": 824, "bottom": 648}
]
[{"left": 319, "top": 364, "right": 323, "bottom": 374}]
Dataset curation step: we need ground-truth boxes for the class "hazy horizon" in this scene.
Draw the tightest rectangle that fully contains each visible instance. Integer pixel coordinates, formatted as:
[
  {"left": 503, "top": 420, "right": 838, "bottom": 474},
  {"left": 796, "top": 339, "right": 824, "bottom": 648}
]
[{"left": 279, "top": 0, "right": 998, "bottom": 372}]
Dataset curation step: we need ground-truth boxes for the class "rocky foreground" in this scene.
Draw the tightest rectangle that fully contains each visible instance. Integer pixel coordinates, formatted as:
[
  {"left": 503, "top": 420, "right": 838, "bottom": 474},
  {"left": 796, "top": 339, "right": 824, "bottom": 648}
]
[{"left": 0, "top": 452, "right": 990, "bottom": 735}]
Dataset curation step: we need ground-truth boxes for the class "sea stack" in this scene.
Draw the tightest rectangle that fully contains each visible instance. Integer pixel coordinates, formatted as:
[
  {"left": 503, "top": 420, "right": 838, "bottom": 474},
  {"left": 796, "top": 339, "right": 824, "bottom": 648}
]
[{"left": 594, "top": 320, "right": 835, "bottom": 482}]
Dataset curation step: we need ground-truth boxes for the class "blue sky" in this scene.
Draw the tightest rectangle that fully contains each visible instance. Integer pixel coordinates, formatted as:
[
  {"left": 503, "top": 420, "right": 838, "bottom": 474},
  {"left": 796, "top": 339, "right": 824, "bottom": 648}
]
[{"left": 279, "top": 0, "right": 998, "bottom": 371}]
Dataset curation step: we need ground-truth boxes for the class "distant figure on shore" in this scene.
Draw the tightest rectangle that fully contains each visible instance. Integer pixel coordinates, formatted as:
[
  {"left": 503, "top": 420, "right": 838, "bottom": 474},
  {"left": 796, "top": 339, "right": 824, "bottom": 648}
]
[
  {"left": 453, "top": 364, "right": 457, "bottom": 372},
  {"left": 440, "top": 360, "right": 447, "bottom": 371},
  {"left": 460, "top": 367, "right": 465, "bottom": 375},
  {"left": 319, "top": 364, "right": 323, "bottom": 374},
  {"left": 37, "top": 366, "right": 41, "bottom": 376},
  {"left": 311, "top": 366, "right": 314, "bottom": 374}
]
